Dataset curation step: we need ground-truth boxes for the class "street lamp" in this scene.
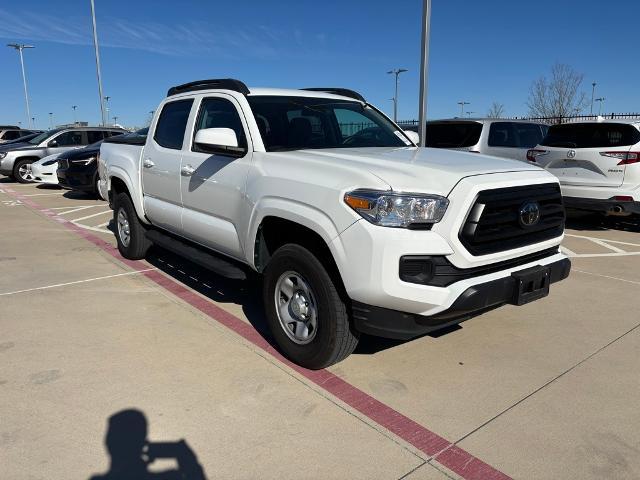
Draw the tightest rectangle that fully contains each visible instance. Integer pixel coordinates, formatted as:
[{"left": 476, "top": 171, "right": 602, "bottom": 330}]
[
  {"left": 90, "top": 0, "right": 107, "bottom": 126},
  {"left": 104, "top": 96, "right": 111, "bottom": 125},
  {"left": 457, "top": 101, "right": 470, "bottom": 117},
  {"left": 590, "top": 82, "right": 597, "bottom": 115},
  {"left": 49, "top": 112, "right": 53, "bottom": 129},
  {"left": 595, "top": 97, "right": 605, "bottom": 116},
  {"left": 112, "top": 116, "right": 118, "bottom": 125},
  {"left": 6, "top": 43, "right": 35, "bottom": 128},
  {"left": 31, "top": 117, "right": 36, "bottom": 128},
  {"left": 466, "top": 111, "right": 474, "bottom": 118},
  {"left": 72, "top": 105, "right": 78, "bottom": 124},
  {"left": 387, "top": 68, "right": 408, "bottom": 122}
]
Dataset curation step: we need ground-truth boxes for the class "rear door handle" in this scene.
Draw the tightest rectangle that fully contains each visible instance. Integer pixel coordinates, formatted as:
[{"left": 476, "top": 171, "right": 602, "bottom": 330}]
[
  {"left": 181, "top": 164, "right": 195, "bottom": 176},
  {"left": 143, "top": 158, "right": 155, "bottom": 168}
]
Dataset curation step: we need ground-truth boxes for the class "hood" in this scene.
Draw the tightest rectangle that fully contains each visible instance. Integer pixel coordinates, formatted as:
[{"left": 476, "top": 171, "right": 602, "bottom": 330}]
[
  {"left": 59, "top": 143, "right": 101, "bottom": 160},
  {"left": 284, "top": 147, "right": 541, "bottom": 195},
  {"left": 0, "top": 141, "right": 30, "bottom": 152}
]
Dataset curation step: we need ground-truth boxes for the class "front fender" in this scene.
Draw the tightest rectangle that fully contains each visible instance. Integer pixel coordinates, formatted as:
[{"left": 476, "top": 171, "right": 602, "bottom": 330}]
[{"left": 245, "top": 197, "right": 355, "bottom": 267}]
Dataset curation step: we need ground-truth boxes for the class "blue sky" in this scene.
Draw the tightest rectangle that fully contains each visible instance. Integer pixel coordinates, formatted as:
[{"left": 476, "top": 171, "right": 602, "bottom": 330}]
[{"left": 1, "top": 0, "right": 638, "bottom": 128}]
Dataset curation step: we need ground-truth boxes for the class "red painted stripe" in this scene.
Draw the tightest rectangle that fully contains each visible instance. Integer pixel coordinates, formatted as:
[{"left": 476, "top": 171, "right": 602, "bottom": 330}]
[{"left": 4, "top": 186, "right": 511, "bottom": 480}]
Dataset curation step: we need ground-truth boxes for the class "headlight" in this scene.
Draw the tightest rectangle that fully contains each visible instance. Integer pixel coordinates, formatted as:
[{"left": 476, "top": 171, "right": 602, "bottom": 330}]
[
  {"left": 0, "top": 152, "right": 7, "bottom": 160},
  {"left": 70, "top": 156, "right": 96, "bottom": 165},
  {"left": 344, "top": 189, "right": 449, "bottom": 227}
]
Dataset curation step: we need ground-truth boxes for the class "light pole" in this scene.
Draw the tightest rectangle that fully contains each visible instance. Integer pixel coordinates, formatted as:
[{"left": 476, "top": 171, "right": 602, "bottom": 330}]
[
  {"left": 90, "top": 0, "right": 107, "bottom": 126},
  {"left": 457, "top": 101, "right": 470, "bottom": 117},
  {"left": 595, "top": 97, "right": 605, "bottom": 116},
  {"left": 590, "top": 82, "right": 596, "bottom": 115},
  {"left": 113, "top": 116, "right": 118, "bottom": 125},
  {"left": 104, "top": 96, "right": 111, "bottom": 125},
  {"left": 387, "top": 68, "right": 408, "bottom": 122},
  {"left": 49, "top": 112, "right": 53, "bottom": 129},
  {"left": 466, "top": 111, "right": 474, "bottom": 118},
  {"left": 72, "top": 105, "right": 78, "bottom": 124},
  {"left": 7, "top": 43, "right": 35, "bottom": 128},
  {"left": 417, "top": 0, "right": 431, "bottom": 147},
  {"left": 31, "top": 117, "right": 36, "bottom": 128}
]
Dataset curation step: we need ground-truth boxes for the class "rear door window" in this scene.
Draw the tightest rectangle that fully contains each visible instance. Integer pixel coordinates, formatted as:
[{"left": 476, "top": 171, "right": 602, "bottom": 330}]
[
  {"left": 541, "top": 123, "right": 640, "bottom": 148},
  {"left": 87, "top": 131, "right": 107, "bottom": 144},
  {"left": 154, "top": 99, "right": 194, "bottom": 150},
  {"left": 425, "top": 122, "right": 482, "bottom": 148},
  {"left": 2, "top": 131, "right": 21, "bottom": 140},
  {"left": 488, "top": 122, "right": 546, "bottom": 148}
]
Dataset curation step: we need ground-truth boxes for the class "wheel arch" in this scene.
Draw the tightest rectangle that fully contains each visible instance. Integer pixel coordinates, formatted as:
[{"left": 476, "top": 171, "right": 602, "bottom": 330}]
[{"left": 108, "top": 167, "right": 147, "bottom": 224}]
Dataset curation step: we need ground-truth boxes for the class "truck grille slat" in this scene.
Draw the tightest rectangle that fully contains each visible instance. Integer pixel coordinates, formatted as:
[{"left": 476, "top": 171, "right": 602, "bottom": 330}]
[{"left": 459, "top": 183, "right": 564, "bottom": 255}]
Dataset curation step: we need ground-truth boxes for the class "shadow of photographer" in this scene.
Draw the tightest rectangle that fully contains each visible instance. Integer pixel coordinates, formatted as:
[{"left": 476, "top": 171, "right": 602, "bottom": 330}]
[{"left": 89, "top": 409, "right": 207, "bottom": 480}]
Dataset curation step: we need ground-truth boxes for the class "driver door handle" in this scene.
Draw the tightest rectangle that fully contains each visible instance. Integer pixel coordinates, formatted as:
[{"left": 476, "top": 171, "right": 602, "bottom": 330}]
[
  {"left": 181, "top": 164, "right": 195, "bottom": 176},
  {"left": 143, "top": 158, "right": 155, "bottom": 168}
]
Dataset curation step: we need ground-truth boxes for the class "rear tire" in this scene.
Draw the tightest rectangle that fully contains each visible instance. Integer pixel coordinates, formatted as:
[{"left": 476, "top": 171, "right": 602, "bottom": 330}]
[
  {"left": 13, "top": 159, "right": 35, "bottom": 183},
  {"left": 263, "top": 244, "right": 359, "bottom": 369},
  {"left": 113, "top": 192, "right": 150, "bottom": 260}
]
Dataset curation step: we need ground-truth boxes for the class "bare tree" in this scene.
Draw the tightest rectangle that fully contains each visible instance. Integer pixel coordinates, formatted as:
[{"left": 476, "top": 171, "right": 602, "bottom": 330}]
[
  {"left": 487, "top": 102, "right": 505, "bottom": 118},
  {"left": 527, "top": 63, "right": 588, "bottom": 118}
]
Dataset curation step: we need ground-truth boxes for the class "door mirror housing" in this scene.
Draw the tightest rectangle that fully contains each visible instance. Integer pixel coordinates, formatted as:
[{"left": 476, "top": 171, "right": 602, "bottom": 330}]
[
  {"left": 404, "top": 130, "right": 419, "bottom": 145},
  {"left": 193, "top": 128, "right": 246, "bottom": 157},
  {"left": 47, "top": 139, "right": 58, "bottom": 147}
]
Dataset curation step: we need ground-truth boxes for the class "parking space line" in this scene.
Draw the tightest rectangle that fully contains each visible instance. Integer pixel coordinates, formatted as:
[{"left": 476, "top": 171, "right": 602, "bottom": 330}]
[
  {"left": 55, "top": 205, "right": 103, "bottom": 215},
  {"left": 0, "top": 269, "right": 156, "bottom": 296},
  {"left": 3, "top": 187, "right": 512, "bottom": 480},
  {"left": 573, "top": 269, "right": 640, "bottom": 286},
  {"left": 560, "top": 245, "right": 577, "bottom": 257},
  {"left": 71, "top": 210, "right": 112, "bottom": 222},
  {"left": 21, "top": 192, "right": 66, "bottom": 197},
  {"left": 70, "top": 222, "right": 112, "bottom": 234},
  {"left": 588, "top": 238, "right": 627, "bottom": 253}
]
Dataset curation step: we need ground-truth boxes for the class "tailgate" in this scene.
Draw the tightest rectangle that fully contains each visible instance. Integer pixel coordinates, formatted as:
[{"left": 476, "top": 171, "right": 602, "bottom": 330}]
[{"left": 542, "top": 146, "right": 629, "bottom": 188}]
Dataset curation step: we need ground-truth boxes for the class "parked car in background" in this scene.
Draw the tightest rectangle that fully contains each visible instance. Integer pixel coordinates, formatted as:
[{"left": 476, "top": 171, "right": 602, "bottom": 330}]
[
  {"left": 404, "top": 119, "right": 548, "bottom": 162},
  {"left": 30, "top": 154, "right": 61, "bottom": 185},
  {"left": 0, "top": 125, "right": 39, "bottom": 144},
  {"left": 101, "top": 78, "right": 570, "bottom": 369},
  {"left": 528, "top": 120, "right": 640, "bottom": 216},
  {"left": 0, "top": 126, "right": 125, "bottom": 183},
  {"left": 0, "top": 132, "right": 41, "bottom": 151}
]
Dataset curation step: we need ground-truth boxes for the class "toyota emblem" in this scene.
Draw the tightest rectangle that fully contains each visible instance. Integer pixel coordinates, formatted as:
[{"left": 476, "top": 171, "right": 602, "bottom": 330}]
[
  {"left": 519, "top": 201, "right": 541, "bottom": 227},
  {"left": 567, "top": 149, "right": 576, "bottom": 159}
]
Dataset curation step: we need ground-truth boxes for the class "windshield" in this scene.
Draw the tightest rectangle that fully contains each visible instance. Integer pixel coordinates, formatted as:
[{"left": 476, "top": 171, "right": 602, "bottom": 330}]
[
  {"left": 541, "top": 123, "right": 640, "bottom": 148},
  {"left": 247, "top": 96, "right": 410, "bottom": 151},
  {"left": 28, "top": 128, "right": 64, "bottom": 145},
  {"left": 424, "top": 121, "right": 483, "bottom": 148}
]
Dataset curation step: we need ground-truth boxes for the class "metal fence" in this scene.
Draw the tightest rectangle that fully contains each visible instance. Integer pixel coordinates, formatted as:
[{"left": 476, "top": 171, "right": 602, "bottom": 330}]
[{"left": 396, "top": 113, "right": 640, "bottom": 126}]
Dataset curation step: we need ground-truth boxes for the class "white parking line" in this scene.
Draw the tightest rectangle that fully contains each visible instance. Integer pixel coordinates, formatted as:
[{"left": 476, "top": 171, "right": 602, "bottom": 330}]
[
  {"left": 0, "top": 269, "right": 156, "bottom": 296},
  {"left": 560, "top": 245, "right": 577, "bottom": 257},
  {"left": 55, "top": 205, "right": 102, "bottom": 215},
  {"left": 21, "top": 192, "right": 65, "bottom": 197},
  {"left": 563, "top": 233, "right": 640, "bottom": 257},
  {"left": 573, "top": 269, "right": 640, "bottom": 286},
  {"left": 71, "top": 222, "right": 112, "bottom": 234},
  {"left": 71, "top": 210, "right": 112, "bottom": 222}
]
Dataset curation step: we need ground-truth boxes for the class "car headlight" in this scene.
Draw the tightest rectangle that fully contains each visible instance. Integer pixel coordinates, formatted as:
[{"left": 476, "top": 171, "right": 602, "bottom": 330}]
[
  {"left": 0, "top": 152, "right": 7, "bottom": 160},
  {"left": 344, "top": 189, "right": 449, "bottom": 227},
  {"left": 70, "top": 156, "right": 96, "bottom": 166}
]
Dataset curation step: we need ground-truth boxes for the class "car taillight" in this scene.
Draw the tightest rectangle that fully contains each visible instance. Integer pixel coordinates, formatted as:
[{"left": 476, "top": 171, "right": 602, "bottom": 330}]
[
  {"left": 599, "top": 151, "right": 640, "bottom": 165},
  {"left": 526, "top": 149, "right": 548, "bottom": 162},
  {"left": 612, "top": 195, "right": 634, "bottom": 202}
]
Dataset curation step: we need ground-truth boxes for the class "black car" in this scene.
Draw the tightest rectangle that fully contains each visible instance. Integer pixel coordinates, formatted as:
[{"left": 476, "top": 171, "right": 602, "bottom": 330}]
[{"left": 57, "top": 128, "right": 147, "bottom": 197}]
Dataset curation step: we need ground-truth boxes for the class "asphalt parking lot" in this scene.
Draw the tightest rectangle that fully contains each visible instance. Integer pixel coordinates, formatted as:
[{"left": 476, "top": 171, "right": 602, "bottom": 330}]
[{"left": 1, "top": 179, "right": 640, "bottom": 480}]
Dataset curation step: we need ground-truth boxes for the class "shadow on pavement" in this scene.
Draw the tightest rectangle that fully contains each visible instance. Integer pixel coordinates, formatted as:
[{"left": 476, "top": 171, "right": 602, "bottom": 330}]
[
  {"left": 89, "top": 409, "right": 207, "bottom": 480},
  {"left": 144, "top": 246, "right": 463, "bottom": 358},
  {"left": 565, "top": 211, "right": 640, "bottom": 233}
]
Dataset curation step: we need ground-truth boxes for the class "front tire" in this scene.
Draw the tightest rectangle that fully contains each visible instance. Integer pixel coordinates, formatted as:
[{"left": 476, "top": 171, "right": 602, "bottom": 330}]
[
  {"left": 113, "top": 192, "right": 150, "bottom": 260},
  {"left": 263, "top": 244, "right": 359, "bottom": 369},
  {"left": 13, "top": 159, "right": 35, "bottom": 183}
]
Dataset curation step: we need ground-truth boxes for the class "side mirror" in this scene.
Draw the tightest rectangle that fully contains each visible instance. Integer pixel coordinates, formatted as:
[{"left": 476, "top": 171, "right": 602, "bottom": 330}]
[
  {"left": 404, "top": 130, "right": 420, "bottom": 145},
  {"left": 194, "top": 128, "right": 246, "bottom": 157},
  {"left": 48, "top": 140, "right": 58, "bottom": 147}
]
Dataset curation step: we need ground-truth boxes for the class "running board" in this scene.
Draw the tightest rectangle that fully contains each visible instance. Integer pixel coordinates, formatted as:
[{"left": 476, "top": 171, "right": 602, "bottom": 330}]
[{"left": 145, "top": 229, "right": 247, "bottom": 280}]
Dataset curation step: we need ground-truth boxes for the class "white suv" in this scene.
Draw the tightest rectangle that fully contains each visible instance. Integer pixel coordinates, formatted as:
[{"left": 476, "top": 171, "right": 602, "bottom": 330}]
[
  {"left": 101, "top": 79, "right": 570, "bottom": 368},
  {"left": 528, "top": 120, "right": 640, "bottom": 215}
]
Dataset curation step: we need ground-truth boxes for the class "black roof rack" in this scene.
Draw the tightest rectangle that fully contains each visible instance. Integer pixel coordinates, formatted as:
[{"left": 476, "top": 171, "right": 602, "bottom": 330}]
[
  {"left": 167, "top": 79, "right": 250, "bottom": 97},
  {"left": 301, "top": 88, "right": 365, "bottom": 102},
  {"left": 0, "top": 125, "right": 19, "bottom": 129}
]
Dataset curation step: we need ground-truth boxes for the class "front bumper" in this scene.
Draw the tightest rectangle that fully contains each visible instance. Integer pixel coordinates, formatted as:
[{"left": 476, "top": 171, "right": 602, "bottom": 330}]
[
  {"left": 564, "top": 196, "right": 640, "bottom": 215},
  {"left": 352, "top": 257, "right": 571, "bottom": 340},
  {"left": 57, "top": 166, "right": 95, "bottom": 192},
  {"left": 0, "top": 157, "right": 15, "bottom": 176}
]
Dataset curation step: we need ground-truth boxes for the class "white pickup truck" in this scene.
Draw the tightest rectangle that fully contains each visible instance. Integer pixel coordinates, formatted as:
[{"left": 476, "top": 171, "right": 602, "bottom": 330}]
[{"left": 101, "top": 79, "right": 570, "bottom": 369}]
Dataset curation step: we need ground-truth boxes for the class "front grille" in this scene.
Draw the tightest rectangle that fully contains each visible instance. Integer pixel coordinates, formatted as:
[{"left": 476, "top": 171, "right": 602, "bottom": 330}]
[{"left": 459, "top": 183, "right": 564, "bottom": 256}]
